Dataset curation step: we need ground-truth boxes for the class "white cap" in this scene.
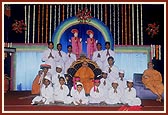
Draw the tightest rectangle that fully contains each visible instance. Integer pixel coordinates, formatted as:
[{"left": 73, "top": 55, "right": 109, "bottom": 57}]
[
  {"left": 119, "top": 69, "right": 125, "bottom": 74},
  {"left": 112, "top": 80, "right": 118, "bottom": 84},
  {"left": 76, "top": 82, "right": 83, "bottom": 86},
  {"left": 56, "top": 65, "right": 62, "bottom": 69},
  {"left": 97, "top": 75, "right": 101, "bottom": 78},
  {"left": 102, "top": 70, "right": 108, "bottom": 73},
  {"left": 44, "top": 75, "right": 51, "bottom": 81},
  {"left": 127, "top": 79, "right": 133, "bottom": 82}
]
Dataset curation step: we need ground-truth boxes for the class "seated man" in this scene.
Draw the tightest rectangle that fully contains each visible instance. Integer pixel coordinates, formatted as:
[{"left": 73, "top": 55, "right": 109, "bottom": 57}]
[
  {"left": 72, "top": 82, "right": 89, "bottom": 105},
  {"left": 31, "top": 64, "right": 51, "bottom": 94},
  {"left": 31, "top": 75, "right": 54, "bottom": 105},
  {"left": 120, "top": 80, "right": 141, "bottom": 106},
  {"left": 142, "top": 62, "right": 164, "bottom": 102},
  {"left": 74, "top": 60, "right": 94, "bottom": 96}
]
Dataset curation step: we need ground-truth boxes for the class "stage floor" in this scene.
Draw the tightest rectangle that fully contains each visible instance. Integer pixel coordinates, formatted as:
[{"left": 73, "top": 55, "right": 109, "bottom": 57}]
[{"left": 3, "top": 91, "right": 165, "bottom": 112}]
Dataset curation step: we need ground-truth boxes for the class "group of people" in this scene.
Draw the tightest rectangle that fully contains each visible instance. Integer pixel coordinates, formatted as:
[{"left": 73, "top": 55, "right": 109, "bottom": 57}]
[
  {"left": 31, "top": 33, "right": 164, "bottom": 105},
  {"left": 40, "top": 40, "right": 114, "bottom": 75},
  {"left": 31, "top": 61, "right": 141, "bottom": 106}
]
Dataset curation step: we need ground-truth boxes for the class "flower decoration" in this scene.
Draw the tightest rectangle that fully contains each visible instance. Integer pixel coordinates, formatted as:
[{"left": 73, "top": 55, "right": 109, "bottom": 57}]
[
  {"left": 76, "top": 7, "right": 92, "bottom": 24},
  {"left": 146, "top": 22, "right": 159, "bottom": 38},
  {"left": 12, "top": 20, "right": 27, "bottom": 33}
]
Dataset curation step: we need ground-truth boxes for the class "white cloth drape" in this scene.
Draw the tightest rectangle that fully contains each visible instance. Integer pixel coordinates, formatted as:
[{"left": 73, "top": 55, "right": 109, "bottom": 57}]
[
  {"left": 115, "top": 52, "right": 147, "bottom": 80},
  {"left": 15, "top": 51, "right": 43, "bottom": 90},
  {"left": 14, "top": 51, "right": 147, "bottom": 90}
]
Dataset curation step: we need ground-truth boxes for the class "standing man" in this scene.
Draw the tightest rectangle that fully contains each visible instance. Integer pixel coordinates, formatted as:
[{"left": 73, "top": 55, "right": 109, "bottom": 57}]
[
  {"left": 69, "top": 29, "right": 82, "bottom": 59},
  {"left": 65, "top": 45, "right": 76, "bottom": 74},
  {"left": 101, "top": 42, "right": 115, "bottom": 68},
  {"left": 92, "top": 43, "right": 103, "bottom": 69},
  {"left": 41, "top": 41, "right": 57, "bottom": 75},
  {"left": 105, "top": 56, "right": 119, "bottom": 84},
  {"left": 55, "top": 43, "right": 67, "bottom": 73}
]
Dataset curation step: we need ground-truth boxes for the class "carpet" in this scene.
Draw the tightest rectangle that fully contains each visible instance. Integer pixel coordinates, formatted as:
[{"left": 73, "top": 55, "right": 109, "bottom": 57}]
[{"left": 4, "top": 91, "right": 164, "bottom": 111}]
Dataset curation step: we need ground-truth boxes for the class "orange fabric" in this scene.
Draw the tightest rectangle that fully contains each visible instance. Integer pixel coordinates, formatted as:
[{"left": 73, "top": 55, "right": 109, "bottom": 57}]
[
  {"left": 31, "top": 75, "right": 40, "bottom": 94},
  {"left": 75, "top": 67, "right": 94, "bottom": 94},
  {"left": 142, "top": 69, "right": 164, "bottom": 96}
]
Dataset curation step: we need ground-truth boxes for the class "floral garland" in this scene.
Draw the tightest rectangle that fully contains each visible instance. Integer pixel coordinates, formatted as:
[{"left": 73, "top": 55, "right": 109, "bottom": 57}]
[
  {"left": 12, "top": 20, "right": 27, "bottom": 33},
  {"left": 146, "top": 22, "right": 159, "bottom": 38},
  {"left": 76, "top": 7, "right": 92, "bottom": 24}
]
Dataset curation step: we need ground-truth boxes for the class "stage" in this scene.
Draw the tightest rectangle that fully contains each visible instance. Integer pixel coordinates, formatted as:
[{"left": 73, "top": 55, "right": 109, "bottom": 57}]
[{"left": 3, "top": 91, "right": 164, "bottom": 112}]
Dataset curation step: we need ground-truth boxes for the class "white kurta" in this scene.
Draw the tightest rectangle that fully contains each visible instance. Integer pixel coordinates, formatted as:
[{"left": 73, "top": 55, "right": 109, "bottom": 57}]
[
  {"left": 41, "top": 48, "right": 57, "bottom": 75},
  {"left": 117, "top": 78, "right": 127, "bottom": 95},
  {"left": 55, "top": 50, "right": 67, "bottom": 73},
  {"left": 89, "top": 86, "right": 105, "bottom": 103},
  {"left": 121, "top": 87, "right": 142, "bottom": 106},
  {"left": 64, "top": 52, "right": 76, "bottom": 74},
  {"left": 101, "top": 49, "right": 115, "bottom": 68},
  {"left": 53, "top": 84, "right": 72, "bottom": 104},
  {"left": 38, "top": 72, "right": 52, "bottom": 89},
  {"left": 99, "top": 78, "right": 111, "bottom": 98},
  {"left": 92, "top": 50, "right": 103, "bottom": 69},
  {"left": 72, "top": 89, "right": 88, "bottom": 105},
  {"left": 52, "top": 72, "right": 65, "bottom": 89},
  {"left": 105, "top": 87, "right": 122, "bottom": 104},
  {"left": 105, "top": 65, "right": 119, "bottom": 84},
  {"left": 31, "top": 84, "right": 54, "bottom": 104},
  {"left": 70, "top": 85, "right": 77, "bottom": 97}
]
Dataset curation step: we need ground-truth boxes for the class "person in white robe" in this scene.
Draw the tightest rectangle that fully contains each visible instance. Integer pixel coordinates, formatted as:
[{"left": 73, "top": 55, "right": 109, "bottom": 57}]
[
  {"left": 31, "top": 75, "right": 54, "bottom": 105},
  {"left": 99, "top": 71, "right": 111, "bottom": 98},
  {"left": 52, "top": 65, "right": 65, "bottom": 89},
  {"left": 89, "top": 79, "right": 105, "bottom": 104},
  {"left": 101, "top": 42, "right": 115, "bottom": 68},
  {"left": 72, "top": 82, "right": 89, "bottom": 105},
  {"left": 104, "top": 56, "right": 119, "bottom": 84},
  {"left": 53, "top": 77, "right": 73, "bottom": 104},
  {"left": 38, "top": 64, "right": 52, "bottom": 89},
  {"left": 105, "top": 81, "right": 122, "bottom": 104},
  {"left": 55, "top": 43, "right": 67, "bottom": 73},
  {"left": 41, "top": 41, "right": 57, "bottom": 75},
  {"left": 117, "top": 69, "right": 127, "bottom": 95},
  {"left": 65, "top": 45, "right": 76, "bottom": 74},
  {"left": 92, "top": 43, "right": 103, "bottom": 69},
  {"left": 120, "top": 80, "right": 142, "bottom": 106},
  {"left": 70, "top": 77, "right": 81, "bottom": 97}
]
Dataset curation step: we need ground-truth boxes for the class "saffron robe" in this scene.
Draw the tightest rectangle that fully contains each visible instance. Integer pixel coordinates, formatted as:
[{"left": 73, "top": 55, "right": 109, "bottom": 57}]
[
  {"left": 31, "top": 74, "right": 41, "bottom": 94},
  {"left": 74, "top": 67, "right": 94, "bottom": 94},
  {"left": 142, "top": 69, "right": 164, "bottom": 97}
]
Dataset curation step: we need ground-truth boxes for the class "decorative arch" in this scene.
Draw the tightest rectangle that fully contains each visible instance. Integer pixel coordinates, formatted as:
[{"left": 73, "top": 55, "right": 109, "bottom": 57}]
[{"left": 52, "top": 16, "right": 114, "bottom": 54}]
